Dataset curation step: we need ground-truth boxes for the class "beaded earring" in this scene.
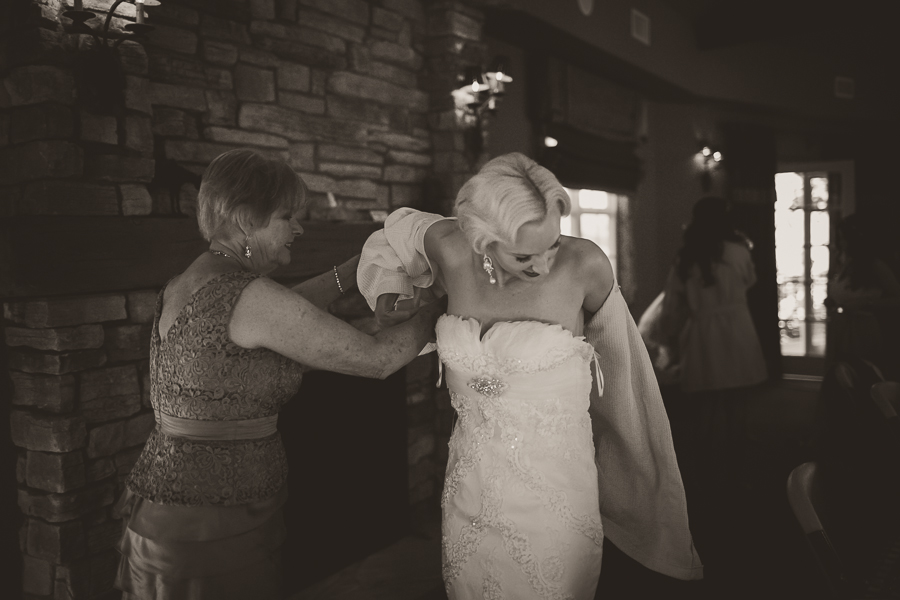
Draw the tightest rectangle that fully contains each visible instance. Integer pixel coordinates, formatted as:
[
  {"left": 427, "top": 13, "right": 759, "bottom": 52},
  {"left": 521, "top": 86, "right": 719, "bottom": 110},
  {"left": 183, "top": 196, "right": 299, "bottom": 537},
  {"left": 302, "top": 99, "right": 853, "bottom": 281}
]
[
  {"left": 482, "top": 255, "right": 496, "bottom": 285},
  {"left": 244, "top": 236, "right": 252, "bottom": 259}
]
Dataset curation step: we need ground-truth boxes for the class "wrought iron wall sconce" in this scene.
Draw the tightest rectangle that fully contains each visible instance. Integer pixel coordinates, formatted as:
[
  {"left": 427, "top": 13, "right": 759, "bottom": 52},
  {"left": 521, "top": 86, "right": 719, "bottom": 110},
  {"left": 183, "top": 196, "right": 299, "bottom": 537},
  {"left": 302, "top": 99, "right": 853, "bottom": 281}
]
[
  {"left": 63, "top": 0, "right": 160, "bottom": 114},
  {"left": 451, "top": 57, "right": 513, "bottom": 123},
  {"left": 699, "top": 145, "right": 723, "bottom": 167},
  {"left": 451, "top": 57, "right": 513, "bottom": 157},
  {"left": 696, "top": 144, "right": 724, "bottom": 192}
]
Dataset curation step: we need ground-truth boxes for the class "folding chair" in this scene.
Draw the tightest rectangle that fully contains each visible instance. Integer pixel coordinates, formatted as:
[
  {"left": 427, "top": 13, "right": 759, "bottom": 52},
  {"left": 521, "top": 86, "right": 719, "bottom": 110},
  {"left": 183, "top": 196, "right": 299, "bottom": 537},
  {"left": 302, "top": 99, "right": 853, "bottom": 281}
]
[{"left": 870, "top": 381, "right": 899, "bottom": 420}]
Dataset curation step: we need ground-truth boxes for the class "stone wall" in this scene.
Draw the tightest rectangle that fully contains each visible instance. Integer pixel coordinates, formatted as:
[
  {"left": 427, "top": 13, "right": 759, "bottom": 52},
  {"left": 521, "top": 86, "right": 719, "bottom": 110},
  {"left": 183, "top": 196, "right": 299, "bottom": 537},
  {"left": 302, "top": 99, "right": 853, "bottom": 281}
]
[{"left": 2, "top": 0, "right": 490, "bottom": 596}]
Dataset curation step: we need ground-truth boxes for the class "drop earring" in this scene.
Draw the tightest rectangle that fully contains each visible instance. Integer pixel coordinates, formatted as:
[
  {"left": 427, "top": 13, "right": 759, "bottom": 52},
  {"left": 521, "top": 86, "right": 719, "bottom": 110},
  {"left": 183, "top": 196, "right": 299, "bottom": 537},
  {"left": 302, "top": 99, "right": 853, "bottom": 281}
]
[
  {"left": 482, "top": 255, "right": 496, "bottom": 285},
  {"left": 244, "top": 236, "right": 252, "bottom": 259}
]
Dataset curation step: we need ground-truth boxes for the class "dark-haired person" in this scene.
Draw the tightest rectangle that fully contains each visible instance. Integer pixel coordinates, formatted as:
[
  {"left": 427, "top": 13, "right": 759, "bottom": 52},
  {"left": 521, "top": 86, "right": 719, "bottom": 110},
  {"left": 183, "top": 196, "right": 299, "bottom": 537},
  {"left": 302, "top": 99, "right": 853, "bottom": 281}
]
[
  {"left": 661, "top": 196, "right": 767, "bottom": 486},
  {"left": 828, "top": 213, "right": 900, "bottom": 365},
  {"left": 113, "top": 149, "right": 443, "bottom": 599}
]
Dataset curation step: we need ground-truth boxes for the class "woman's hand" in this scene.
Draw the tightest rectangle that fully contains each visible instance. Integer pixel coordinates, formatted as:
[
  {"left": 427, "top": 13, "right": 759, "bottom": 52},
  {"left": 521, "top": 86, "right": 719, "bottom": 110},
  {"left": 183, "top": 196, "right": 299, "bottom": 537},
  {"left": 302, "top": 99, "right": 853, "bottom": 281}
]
[
  {"left": 374, "top": 287, "right": 443, "bottom": 330},
  {"left": 374, "top": 293, "right": 420, "bottom": 330}
]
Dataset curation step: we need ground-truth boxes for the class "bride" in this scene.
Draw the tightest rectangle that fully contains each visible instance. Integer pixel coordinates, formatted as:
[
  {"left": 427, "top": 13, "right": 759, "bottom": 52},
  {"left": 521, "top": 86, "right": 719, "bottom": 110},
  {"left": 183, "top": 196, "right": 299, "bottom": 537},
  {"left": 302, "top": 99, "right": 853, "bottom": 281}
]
[{"left": 359, "top": 153, "right": 702, "bottom": 598}]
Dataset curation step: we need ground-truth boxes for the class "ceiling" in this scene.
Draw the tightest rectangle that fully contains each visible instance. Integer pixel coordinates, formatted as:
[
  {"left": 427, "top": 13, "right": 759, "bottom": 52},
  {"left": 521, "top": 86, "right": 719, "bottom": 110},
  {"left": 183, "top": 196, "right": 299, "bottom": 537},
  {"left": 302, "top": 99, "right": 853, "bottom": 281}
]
[{"left": 661, "top": 0, "right": 894, "bottom": 54}]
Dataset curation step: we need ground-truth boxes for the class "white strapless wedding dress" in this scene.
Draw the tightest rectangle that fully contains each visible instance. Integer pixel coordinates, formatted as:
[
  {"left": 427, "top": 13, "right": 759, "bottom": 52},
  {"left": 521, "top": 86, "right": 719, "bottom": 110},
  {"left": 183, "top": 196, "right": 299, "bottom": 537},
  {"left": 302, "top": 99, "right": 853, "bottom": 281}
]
[{"left": 437, "top": 314, "right": 604, "bottom": 600}]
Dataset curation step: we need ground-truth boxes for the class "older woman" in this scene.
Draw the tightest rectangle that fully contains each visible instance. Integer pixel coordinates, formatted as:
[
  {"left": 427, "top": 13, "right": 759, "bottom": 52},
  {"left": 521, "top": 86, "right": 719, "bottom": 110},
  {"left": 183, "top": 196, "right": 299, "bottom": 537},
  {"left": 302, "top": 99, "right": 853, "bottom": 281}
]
[
  {"left": 114, "top": 149, "right": 442, "bottom": 599},
  {"left": 359, "top": 153, "right": 701, "bottom": 599}
]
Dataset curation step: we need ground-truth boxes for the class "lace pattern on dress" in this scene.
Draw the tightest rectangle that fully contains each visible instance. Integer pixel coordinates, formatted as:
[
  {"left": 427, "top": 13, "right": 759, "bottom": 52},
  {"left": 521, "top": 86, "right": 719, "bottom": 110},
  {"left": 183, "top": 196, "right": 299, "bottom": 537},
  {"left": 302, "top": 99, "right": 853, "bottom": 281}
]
[
  {"left": 501, "top": 417, "right": 603, "bottom": 546},
  {"left": 441, "top": 391, "right": 495, "bottom": 508},
  {"left": 443, "top": 389, "right": 601, "bottom": 598},
  {"left": 439, "top": 318, "right": 603, "bottom": 598},
  {"left": 445, "top": 391, "right": 603, "bottom": 547},
  {"left": 151, "top": 272, "right": 303, "bottom": 422},
  {"left": 127, "top": 272, "right": 303, "bottom": 506},
  {"left": 444, "top": 471, "right": 576, "bottom": 600},
  {"left": 126, "top": 429, "right": 288, "bottom": 506}
]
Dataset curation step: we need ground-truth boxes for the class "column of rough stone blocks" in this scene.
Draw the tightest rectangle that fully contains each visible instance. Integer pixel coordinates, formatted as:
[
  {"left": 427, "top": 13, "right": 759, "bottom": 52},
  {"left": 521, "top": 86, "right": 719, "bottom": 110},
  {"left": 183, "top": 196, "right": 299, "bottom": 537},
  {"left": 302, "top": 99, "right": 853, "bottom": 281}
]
[
  {"left": 75, "top": 32, "right": 156, "bottom": 218},
  {"left": 6, "top": 291, "right": 157, "bottom": 599},
  {"left": 3, "top": 4, "right": 153, "bottom": 597},
  {"left": 0, "top": 58, "right": 83, "bottom": 216},
  {"left": 423, "top": 1, "right": 487, "bottom": 216},
  {"left": 0, "top": 27, "right": 155, "bottom": 220}
]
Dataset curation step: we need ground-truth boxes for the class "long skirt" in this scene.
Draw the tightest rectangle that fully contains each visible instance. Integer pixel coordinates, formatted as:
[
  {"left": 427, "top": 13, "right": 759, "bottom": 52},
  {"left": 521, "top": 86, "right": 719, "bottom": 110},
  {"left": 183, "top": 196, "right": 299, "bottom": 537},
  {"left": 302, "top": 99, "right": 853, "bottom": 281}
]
[{"left": 114, "top": 486, "right": 287, "bottom": 600}]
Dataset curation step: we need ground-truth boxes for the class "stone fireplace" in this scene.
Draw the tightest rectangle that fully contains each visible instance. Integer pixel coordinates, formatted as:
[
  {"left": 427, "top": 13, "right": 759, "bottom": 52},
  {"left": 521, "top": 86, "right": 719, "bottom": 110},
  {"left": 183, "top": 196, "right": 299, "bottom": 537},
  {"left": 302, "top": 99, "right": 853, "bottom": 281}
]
[{"left": 2, "top": 0, "right": 486, "bottom": 596}]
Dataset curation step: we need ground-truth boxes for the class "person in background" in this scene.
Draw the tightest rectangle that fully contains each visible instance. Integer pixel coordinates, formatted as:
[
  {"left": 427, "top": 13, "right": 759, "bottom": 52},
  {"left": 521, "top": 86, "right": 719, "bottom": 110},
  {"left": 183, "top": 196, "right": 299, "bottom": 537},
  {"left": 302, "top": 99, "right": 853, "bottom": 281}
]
[
  {"left": 661, "top": 196, "right": 767, "bottom": 485},
  {"left": 827, "top": 213, "right": 900, "bottom": 371},
  {"left": 113, "top": 149, "right": 443, "bottom": 600}
]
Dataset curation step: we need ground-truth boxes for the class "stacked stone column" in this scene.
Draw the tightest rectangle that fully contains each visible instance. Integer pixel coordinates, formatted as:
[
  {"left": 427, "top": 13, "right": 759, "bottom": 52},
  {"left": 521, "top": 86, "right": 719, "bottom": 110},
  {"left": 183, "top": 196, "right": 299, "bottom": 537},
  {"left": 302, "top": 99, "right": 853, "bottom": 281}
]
[
  {"left": 7, "top": 293, "right": 157, "bottom": 599},
  {"left": 1, "top": 2, "right": 157, "bottom": 597}
]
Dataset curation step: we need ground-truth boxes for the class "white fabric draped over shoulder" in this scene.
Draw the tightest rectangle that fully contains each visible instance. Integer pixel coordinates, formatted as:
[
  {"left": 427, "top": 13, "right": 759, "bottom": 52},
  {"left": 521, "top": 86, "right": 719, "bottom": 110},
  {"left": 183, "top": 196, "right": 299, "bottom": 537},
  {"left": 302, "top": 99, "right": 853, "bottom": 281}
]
[
  {"left": 358, "top": 208, "right": 703, "bottom": 581},
  {"left": 358, "top": 207, "right": 452, "bottom": 310},
  {"left": 585, "top": 285, "right": 703, "bottom": 580}
]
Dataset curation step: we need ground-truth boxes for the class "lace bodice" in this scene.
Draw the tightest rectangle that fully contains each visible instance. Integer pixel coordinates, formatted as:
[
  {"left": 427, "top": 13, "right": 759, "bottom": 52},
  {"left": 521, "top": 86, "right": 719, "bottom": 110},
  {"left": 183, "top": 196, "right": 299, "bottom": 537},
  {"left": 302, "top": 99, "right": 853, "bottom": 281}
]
[
  {"left": 151, "top": 271, "right": 303, "bottom": 421},
  {"left": 437, "top": 315, "right": 603, "bottom": 599},
  {"left": 126, "top": 272, "right": 304, "bottom": 506}
]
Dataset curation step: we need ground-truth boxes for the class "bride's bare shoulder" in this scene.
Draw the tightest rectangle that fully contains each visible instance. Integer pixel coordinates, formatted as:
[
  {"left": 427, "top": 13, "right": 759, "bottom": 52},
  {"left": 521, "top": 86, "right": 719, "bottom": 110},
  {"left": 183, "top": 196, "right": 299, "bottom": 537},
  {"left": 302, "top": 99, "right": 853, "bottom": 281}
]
[
  {"left": 560, "top": 237, "right": 614, "bottom": 309},
  {"left": 426, "top": 218, "right": 461, "bottom": 241},
  {"left": 560, "top": 236, "right": 610, "bottom": 268},
  {"left": 424, "top": 219, "right": 466, "bottom": 261}
]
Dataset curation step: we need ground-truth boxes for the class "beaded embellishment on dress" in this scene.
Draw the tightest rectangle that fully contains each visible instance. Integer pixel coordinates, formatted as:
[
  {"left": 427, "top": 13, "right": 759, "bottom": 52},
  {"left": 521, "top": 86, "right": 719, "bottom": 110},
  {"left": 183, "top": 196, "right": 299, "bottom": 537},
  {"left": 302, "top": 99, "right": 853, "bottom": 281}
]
[
  {"left": 436, "top": 315, "right": 603, "bottom": 599},
  {"left": 468, "top": 377, "right": 507, "bottom": 398}
]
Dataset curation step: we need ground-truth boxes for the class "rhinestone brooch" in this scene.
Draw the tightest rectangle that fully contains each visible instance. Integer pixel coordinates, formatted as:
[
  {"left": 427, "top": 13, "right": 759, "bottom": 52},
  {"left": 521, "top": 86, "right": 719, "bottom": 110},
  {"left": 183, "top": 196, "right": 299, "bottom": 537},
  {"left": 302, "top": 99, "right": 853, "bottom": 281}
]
[{"left": 468, "top": 376, "right": 507, "bottom": 398}]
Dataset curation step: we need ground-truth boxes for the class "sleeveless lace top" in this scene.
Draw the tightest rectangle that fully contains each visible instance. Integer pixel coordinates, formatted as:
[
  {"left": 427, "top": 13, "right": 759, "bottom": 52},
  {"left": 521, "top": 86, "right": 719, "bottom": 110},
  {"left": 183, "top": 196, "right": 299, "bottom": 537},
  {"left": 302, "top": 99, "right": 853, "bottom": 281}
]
[{"left": 126, "top": 271, "right": 304, "bottom": 506}]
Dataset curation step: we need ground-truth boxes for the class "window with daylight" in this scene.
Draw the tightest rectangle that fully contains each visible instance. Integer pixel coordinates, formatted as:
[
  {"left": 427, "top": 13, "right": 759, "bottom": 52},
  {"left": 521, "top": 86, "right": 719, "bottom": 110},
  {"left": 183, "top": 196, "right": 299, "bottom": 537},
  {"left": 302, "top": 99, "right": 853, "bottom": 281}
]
[
  {"left": 774, "top": 171, "right": 832, "bottom": 357},
  {"left": 561, "top": 188, "right": 621, "bottom": 275}
]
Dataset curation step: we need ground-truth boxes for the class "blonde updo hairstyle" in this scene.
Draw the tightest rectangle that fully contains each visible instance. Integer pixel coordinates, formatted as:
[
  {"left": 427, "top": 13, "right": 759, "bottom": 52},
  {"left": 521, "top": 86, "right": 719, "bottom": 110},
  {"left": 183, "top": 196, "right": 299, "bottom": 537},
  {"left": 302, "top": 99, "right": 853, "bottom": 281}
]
[
  {"left": 454, "top": 152, "right": 571, "bottom": 254},
  {"left": 197, "top": 148, "right": 306, "bottom": 242}
]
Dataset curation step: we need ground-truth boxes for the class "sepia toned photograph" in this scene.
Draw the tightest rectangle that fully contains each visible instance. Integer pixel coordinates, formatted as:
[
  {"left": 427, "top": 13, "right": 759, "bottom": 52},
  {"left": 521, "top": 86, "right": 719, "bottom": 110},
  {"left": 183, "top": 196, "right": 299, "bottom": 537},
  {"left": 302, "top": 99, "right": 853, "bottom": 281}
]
[{"left": 1, "top": 1, "right": 898, "bottom": 598}]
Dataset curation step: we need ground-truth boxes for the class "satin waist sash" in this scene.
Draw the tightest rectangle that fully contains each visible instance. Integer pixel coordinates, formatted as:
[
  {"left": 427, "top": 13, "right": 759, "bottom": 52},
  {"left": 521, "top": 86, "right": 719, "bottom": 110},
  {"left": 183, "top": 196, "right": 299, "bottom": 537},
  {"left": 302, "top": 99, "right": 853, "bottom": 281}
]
[{"left": 157, "top": 413, "right": 278, "bottom": 440}]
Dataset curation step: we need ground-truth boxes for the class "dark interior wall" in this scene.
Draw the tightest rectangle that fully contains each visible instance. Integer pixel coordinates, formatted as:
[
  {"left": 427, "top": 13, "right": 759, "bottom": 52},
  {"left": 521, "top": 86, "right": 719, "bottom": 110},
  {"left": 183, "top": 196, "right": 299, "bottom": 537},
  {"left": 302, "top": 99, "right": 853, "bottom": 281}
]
[
  {"left": 498, "top": 0, "right": 895, "bottom": 121},
  {"left": 483, "top": 37, "right": 534, "bottom": 160},
  {"left": 632, "top": 101, "right": 726, "bottom": 314}
]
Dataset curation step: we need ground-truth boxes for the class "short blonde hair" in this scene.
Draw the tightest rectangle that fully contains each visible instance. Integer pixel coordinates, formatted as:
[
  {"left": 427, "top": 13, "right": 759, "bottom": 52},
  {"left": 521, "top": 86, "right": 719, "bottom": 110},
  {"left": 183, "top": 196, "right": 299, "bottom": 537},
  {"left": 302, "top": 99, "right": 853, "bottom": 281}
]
[
  {"left": 455, "top": 153, "right": 571, "bottom": 254},
  {"left": 197, "top": 149, "right": 306, "bottom": 241}
]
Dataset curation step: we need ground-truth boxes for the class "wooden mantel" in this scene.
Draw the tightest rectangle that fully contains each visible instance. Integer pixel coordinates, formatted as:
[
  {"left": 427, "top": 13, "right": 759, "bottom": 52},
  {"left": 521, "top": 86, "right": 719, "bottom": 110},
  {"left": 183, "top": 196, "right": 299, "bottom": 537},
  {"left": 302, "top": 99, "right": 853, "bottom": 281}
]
[{"left": 0, "top": 217, "right": 381, "bottom": 298}]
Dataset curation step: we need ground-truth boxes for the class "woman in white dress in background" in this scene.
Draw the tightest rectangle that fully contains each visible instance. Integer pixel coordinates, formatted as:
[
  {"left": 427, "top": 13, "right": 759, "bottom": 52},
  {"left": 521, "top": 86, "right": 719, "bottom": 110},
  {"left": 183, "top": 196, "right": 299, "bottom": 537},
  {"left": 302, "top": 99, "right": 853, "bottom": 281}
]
[
  {"left": 660, "top": 196, "right": 767, "bottom": 484},
  {"left": 360, "top": 153, "right": 702, "bottom": 599}
]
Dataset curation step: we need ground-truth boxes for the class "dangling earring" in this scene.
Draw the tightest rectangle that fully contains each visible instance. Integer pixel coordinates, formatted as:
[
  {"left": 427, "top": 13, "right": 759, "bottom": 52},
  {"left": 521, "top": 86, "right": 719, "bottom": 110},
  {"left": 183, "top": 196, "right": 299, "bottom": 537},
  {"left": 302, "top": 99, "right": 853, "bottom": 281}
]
[
  {"left": 244, "top": 236, "right": 252, "bottom": 259},
  {"left": 482, "top": 255, "right": 496, "bottom": 285}
]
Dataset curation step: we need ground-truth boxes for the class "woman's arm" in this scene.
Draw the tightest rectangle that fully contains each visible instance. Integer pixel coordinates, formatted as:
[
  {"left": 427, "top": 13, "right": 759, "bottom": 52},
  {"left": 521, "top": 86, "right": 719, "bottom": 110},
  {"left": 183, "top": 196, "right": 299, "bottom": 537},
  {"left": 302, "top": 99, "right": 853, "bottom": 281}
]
[
  {"left": 659, "top": 268, "right": 688, "bottom": 338},
  {"left": 230, "top": 277, "right": 443, "bottom": 379},
  {"left": 368, "top": 216, "right": 455, "bottom": 328},
  {"left": 290, "top": 255, "right": 360, "bottom": 310}
]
